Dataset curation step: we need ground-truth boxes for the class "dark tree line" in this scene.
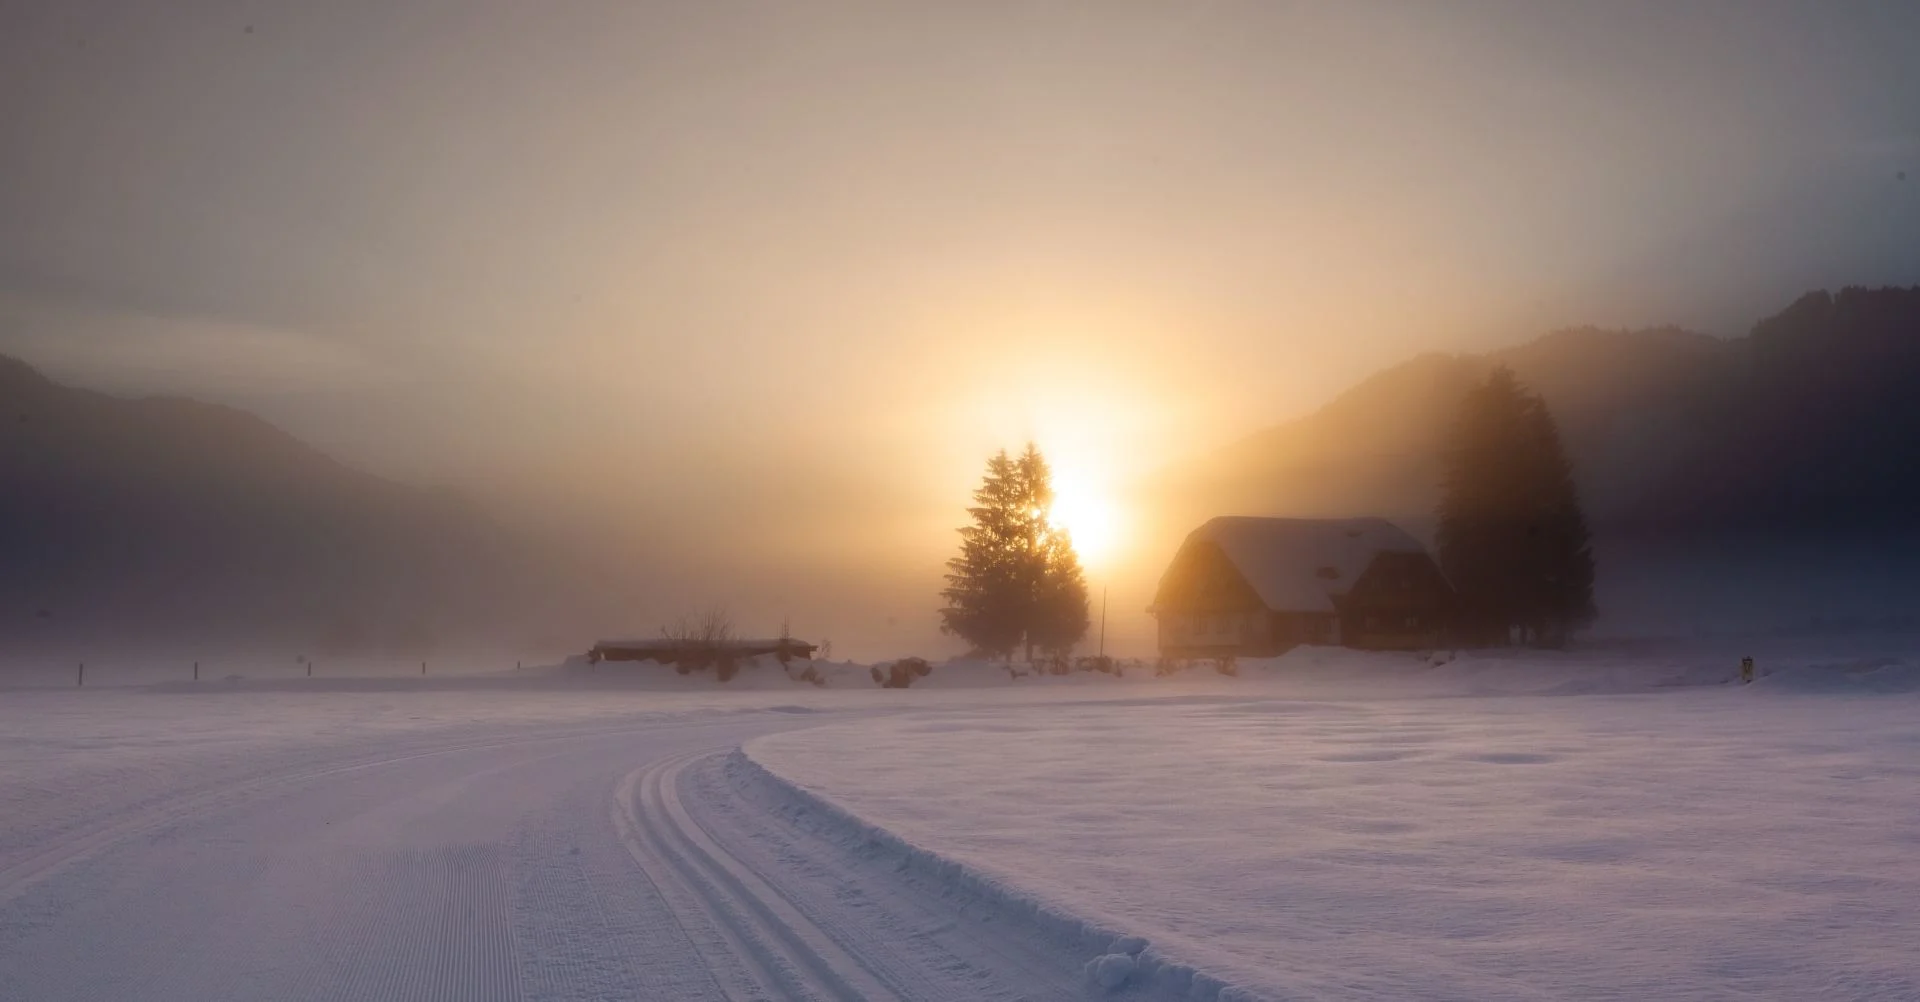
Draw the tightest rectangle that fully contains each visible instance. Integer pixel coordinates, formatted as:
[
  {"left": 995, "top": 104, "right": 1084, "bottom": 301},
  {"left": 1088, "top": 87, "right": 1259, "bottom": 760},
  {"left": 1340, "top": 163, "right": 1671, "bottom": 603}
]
[
  {"left": 940, "top": 444, "right": 1090, "bottom": 661},
  {"left": 1437, "top": 368, "right": 1595, "bottom": 647}
]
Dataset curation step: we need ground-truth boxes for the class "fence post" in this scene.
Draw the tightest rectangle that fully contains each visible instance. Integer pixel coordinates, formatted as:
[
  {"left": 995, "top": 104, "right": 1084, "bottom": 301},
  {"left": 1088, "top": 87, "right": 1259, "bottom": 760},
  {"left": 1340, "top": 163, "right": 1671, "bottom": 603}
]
[
  {"left": 77, "top": 662, "right": 84, "bottom": 687},
  {"left": 421, "top": 661, "right": 426, "bottom": 675},
  {"left": 307, "top": 661, "right": 312, "bottom": 677},
  {"left": 194, "top": 661, "right": 199, "bottom": 681}
]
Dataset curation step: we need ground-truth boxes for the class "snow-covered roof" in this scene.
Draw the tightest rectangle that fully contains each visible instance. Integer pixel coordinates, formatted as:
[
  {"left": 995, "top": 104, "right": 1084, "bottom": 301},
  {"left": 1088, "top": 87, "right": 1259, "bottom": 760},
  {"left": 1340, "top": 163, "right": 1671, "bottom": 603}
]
[{"left": 1170, "top": 516, "right": 1429, "bottom": 613}]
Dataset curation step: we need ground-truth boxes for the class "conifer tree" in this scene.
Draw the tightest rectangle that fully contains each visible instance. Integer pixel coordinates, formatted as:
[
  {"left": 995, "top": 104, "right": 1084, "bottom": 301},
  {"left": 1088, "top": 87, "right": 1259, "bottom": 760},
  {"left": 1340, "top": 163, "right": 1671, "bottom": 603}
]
[
  {"left": 940, "top": 444, "right": 1091, "bottom": 660},
  {"left": 1019, "top": 446, "right": 1091, "bottom": 657},
  {"left": 1436, "top": 368, "right": 1595, "bottom": 646}
]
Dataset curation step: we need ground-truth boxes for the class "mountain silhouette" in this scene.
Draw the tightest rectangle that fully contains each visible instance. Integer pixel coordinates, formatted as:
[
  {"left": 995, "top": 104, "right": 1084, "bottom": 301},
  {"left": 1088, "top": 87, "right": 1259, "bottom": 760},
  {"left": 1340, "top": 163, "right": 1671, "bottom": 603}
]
[
  {"left": 1155, "top": 287, "right": 1920, "bottom": 634},
  {"left": 0, "top": 355, "right": 580, "bottom": 658}
]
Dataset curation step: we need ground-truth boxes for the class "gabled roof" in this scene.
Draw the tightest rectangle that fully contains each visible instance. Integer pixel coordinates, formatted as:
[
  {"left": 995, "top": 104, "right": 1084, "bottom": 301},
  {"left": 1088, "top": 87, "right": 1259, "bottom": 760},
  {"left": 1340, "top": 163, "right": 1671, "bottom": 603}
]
[{"left": 1166, "top": 516, "right": 1429, "bottom": 613}]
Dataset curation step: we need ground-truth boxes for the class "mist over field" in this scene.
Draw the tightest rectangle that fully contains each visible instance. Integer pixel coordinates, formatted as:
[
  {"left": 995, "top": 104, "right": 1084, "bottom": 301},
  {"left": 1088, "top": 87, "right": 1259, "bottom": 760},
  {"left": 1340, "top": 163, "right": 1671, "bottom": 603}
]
[
  {"left": 4, "top": 2, "right": 1919, "bottom": 663},
  {"left": 10, "top": 286, "right": 1920, "bottom": 664}
]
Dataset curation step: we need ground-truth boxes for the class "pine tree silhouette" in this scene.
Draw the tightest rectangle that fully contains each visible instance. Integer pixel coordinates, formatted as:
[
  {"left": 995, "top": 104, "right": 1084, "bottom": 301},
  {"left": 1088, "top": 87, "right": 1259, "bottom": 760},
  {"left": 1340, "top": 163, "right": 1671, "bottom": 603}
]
[
  {"left": 1436, "top": 368, "right": 1595, "bottom": 646},
  {"left": 940, "top": 444, "right": 1091, "bottom": 660}
]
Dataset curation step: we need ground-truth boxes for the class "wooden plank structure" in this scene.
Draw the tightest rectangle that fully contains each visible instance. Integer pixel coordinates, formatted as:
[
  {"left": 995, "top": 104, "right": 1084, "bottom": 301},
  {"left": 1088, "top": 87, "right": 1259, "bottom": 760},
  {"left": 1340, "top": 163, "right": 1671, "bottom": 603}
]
[
  {"left": 587, "top": 637, "right": 818, "bottom": 665},
  {"left": 1152, "top": 516, "right": 1455, "bottom": 658}
]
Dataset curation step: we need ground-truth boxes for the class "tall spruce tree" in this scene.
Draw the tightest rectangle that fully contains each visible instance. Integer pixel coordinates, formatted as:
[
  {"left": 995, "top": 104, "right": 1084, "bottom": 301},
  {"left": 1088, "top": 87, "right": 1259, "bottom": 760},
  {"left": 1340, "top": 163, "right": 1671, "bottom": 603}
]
[
  {"left": 940, "top": 444, "right": 1091, "bottom": 660},
  {"left": 1436, "top": 368, "right": 1595, "bottom": 646}
]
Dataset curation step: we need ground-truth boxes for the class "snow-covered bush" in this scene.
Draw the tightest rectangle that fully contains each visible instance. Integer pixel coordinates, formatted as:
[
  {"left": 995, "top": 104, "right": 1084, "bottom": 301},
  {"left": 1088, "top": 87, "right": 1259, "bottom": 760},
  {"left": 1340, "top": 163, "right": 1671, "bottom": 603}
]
[
  {"left": 871, "top": 657, "right": 933, "bottom": 688},
  {"left": 1075, "top": 655, "right": 1120, "bottom": 676}
]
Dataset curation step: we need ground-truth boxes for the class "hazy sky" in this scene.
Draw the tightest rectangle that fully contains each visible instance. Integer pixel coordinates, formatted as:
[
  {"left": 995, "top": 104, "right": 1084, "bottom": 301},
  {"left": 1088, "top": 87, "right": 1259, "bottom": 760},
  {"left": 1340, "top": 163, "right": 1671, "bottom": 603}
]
[{"left": 3, "top": 1, "right": 1917, "bottom": 653}]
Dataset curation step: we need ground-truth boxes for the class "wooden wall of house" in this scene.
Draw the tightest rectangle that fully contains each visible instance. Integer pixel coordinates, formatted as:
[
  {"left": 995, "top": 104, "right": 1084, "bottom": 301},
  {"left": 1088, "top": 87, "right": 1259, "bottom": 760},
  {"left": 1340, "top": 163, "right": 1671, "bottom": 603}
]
[
  {"left": 1158, "top": 608, "right": 1272, "bottom": 657},
  {"left": 1269, "top": 611, "right": 1339, "bottom": 651},
  {"left": 1155, "top": 541, "right": 1459, "bottom": 658},
  {"left": 1154, "top": 541, "right": 1268, "bottom": 656},
  {"left": 1337, "top": 551, "right": 1455, "bottom": 650}
]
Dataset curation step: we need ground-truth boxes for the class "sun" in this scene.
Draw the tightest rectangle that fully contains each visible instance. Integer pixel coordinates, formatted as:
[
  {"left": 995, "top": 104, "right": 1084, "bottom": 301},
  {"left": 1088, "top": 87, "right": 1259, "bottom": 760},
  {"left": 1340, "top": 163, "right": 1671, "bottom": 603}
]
[{"left": 1047, "top": 468, "right": 1123, "bottom": 570}]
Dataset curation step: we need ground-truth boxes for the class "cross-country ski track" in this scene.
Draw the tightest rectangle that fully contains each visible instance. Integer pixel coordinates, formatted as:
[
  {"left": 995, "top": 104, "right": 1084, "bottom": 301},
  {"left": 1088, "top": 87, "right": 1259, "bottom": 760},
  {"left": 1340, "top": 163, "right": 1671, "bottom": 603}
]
[{"left": 0, "top": 711, "right": 1127, "bottom": 1001}]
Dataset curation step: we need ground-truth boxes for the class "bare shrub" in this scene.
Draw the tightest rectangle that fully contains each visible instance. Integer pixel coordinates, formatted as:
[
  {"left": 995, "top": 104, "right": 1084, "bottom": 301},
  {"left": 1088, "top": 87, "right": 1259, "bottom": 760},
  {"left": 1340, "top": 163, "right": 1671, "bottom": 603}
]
[{"left": 662, "top": 607, "right": 735, "bottom": 677}]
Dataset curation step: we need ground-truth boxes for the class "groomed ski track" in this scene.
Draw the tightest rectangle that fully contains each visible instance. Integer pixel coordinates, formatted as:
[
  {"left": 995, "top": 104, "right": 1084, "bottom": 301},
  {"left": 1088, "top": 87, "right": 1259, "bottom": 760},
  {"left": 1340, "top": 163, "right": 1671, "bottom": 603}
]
[{"left": 0, "top": 710, "right": 1201, "bottom": 1001}]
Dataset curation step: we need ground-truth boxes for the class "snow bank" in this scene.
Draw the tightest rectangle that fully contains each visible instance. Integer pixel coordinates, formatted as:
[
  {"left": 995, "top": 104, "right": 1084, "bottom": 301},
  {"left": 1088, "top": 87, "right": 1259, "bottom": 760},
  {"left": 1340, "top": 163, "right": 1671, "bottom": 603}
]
[
  {"left": 1746, "top": 656, "right": 1920, "bottom": 694},
  {"left": 727, "top": 749, "right": 1271, "bottom": 1001}
]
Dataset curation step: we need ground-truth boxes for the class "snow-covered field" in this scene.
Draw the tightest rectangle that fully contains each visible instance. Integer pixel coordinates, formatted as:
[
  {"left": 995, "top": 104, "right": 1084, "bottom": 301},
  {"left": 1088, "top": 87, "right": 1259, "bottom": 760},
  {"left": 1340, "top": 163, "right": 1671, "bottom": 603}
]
[
  {"left": 2, "top": 640, "right": 1918, "bottom": 1000},
  {"left": 749, "top": 645, "right": 1920, "bottom": 1000}
]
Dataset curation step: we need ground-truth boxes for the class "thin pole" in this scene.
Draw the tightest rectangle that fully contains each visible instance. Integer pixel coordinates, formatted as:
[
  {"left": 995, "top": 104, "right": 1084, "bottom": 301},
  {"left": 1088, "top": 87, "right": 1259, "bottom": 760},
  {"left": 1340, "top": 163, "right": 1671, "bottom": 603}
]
[
  {"left": 1099, "top": 585, "right": 1108, "bottom": 659},
  {"left": 194, "top": 661, "right": 199, "bottom": 681},
  {"left": 77, "top": 662, "right": 84, "bottom": 687},
  {"left": 421, "top": 661, "right": 426, "bottom": 675}
]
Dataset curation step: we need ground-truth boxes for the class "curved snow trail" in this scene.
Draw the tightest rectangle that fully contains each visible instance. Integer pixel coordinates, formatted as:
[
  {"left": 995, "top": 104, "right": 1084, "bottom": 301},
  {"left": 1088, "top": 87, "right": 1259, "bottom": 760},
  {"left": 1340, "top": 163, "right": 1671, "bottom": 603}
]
[
  {"left": 616, "top": 753, "right": 901, "bottom": 1001},
  {"left": 0, "top": 710, "right": 1100, "bottom": 1001}
]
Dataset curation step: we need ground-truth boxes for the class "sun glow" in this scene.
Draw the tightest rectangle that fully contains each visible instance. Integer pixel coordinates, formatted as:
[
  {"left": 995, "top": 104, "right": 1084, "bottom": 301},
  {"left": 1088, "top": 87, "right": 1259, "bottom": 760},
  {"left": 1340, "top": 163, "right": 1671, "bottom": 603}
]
[{"left": 1048, "top": 468, "right": 1123, "bottom": 570}]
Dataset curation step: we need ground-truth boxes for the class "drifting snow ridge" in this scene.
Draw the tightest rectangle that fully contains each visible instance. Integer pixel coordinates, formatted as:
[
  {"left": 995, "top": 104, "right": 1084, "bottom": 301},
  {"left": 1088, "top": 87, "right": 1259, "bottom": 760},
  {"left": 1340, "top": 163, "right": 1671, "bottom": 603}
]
[
  {"left": 618, "top": 751, "right": 1143, "bottom": 1000},
  {"left": 725, "top": 751, "right": 1271, "bottom": 1001}
]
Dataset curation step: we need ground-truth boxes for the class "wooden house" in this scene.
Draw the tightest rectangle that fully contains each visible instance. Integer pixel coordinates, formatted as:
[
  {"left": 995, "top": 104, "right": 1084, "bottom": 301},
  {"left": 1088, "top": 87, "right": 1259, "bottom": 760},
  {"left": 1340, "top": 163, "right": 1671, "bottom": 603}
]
[{"left": 1150, "top": 516, "right": 1454, "bottom": 658}]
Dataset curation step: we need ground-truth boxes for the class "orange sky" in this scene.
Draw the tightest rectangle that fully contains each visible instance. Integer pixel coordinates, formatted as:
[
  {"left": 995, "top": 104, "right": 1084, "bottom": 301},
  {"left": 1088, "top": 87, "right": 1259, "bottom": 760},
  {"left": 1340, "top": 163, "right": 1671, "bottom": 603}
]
[{"left": 3, "top": 1, "right": 1918, "bottom": 656}]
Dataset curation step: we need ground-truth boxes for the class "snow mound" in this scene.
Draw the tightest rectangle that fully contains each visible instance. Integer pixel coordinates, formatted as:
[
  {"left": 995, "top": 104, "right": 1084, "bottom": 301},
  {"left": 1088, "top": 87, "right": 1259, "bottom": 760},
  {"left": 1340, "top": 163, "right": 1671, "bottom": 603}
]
[
  {"left": 1086, "top": 935, "right": 1154, "bottom": 991},
  {"left": 1087, "top": 951, "right": 1136, "bottom": 991}
]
